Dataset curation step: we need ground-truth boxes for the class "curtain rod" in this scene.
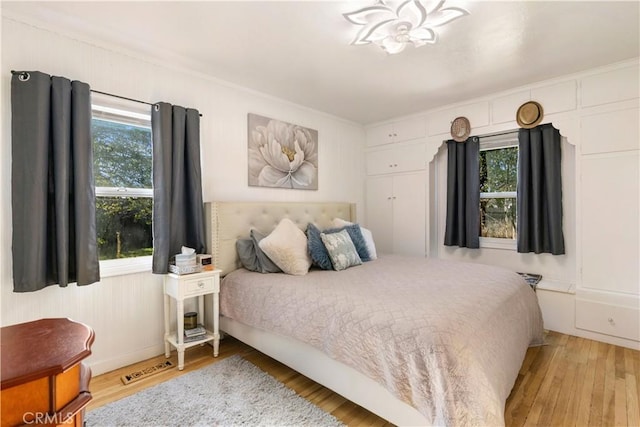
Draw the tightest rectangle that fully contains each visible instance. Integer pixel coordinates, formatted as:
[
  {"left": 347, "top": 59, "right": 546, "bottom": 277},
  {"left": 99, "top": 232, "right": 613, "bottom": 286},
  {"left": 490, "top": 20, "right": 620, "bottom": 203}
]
[
  {"left": 91, "top": 89, "right": 154, "bottom": 107},
  {"left": 11, "top": 71, "right": 203, "bottom": 117},
  {"left": 91, "top": 89, "right": 202, "bottom": 117},
  {"left": 92, "top": 90, "right": 203, "bottom": 117},
  {"left": 477, "top": 129, "right": 519, "bottom": 139}
]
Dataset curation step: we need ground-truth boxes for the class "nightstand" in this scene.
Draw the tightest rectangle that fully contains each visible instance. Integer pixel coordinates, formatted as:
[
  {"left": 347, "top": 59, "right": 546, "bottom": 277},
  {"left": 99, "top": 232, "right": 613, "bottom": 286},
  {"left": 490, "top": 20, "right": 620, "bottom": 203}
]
[{"left": 163, "top": 269, "right": 221, "bottom": 370}]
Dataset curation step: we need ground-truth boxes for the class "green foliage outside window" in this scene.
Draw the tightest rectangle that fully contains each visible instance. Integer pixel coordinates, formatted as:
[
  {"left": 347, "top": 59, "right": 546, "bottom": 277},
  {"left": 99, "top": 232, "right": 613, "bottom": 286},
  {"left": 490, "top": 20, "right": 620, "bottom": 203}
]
[
  {"left": 479, "top": 147, "right": 518, "bottom": 239},
  {"left": 93, "top": 118, "right": 153, "bottom": 260},
  {"left": 93, "top": 119, "right": 152, "bottom": 188},
  {"left": 96, "top": 197, "right": 153, "bottom": 260}
]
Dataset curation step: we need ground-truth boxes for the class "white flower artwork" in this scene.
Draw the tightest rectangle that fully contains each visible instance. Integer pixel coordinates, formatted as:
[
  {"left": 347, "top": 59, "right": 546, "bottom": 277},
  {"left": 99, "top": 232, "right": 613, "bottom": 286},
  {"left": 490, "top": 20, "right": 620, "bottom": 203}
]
[{"left": 248, "top": 113, "right": 318, "bottom": 190}]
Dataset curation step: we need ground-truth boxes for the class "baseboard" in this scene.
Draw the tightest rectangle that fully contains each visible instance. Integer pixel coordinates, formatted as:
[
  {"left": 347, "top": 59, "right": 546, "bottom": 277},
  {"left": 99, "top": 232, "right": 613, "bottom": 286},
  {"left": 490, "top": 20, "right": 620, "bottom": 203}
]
[{"left": 85, "top": 343, "right": 166, "bottom": 376}]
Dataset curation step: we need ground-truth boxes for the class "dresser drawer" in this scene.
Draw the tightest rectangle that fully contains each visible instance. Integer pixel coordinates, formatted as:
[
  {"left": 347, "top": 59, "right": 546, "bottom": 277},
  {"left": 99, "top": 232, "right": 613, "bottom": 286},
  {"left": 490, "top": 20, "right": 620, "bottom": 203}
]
[{"left": 575, "top": 299, "right": 640, "bottom": 341}]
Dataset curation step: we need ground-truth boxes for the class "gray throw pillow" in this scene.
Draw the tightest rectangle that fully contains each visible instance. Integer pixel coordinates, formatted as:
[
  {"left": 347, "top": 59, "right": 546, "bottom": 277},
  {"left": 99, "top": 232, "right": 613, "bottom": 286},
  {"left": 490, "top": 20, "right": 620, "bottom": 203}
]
[
  {"left": 236, "top": 238, "right": 260, "bottom": 272},
  {"left": 235, "top": 231, "right": 282, "bottom": 273},
  {"left": 320, "top": 229, "right": 362, "bottom": 271},
  {"left": 307, "top": 223, "right": 370, "bottom": 270},
  {"left": 250, "top": 229, "right": 282, "bottom": 273}
]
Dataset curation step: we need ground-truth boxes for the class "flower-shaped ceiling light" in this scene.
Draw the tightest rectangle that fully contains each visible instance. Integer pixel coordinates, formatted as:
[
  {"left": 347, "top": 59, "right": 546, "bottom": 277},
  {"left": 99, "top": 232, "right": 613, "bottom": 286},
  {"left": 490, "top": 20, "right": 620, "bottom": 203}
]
[{"left": 343, "top": 0, "right": 469, "bottom": 54}]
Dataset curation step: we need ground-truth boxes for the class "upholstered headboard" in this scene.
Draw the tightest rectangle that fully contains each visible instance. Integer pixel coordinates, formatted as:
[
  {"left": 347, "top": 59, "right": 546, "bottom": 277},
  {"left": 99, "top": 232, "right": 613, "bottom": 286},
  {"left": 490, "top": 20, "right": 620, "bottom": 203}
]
[{"left": 204, "top": 201, "right": 356, "bottom": 276}]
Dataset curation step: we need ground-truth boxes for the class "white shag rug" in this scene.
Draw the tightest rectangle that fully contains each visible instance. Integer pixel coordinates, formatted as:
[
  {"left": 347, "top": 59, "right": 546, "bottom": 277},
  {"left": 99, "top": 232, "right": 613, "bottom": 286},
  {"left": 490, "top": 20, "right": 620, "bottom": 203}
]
[{"left": 86, "top": 355, "right": 344, "bottom": 427}]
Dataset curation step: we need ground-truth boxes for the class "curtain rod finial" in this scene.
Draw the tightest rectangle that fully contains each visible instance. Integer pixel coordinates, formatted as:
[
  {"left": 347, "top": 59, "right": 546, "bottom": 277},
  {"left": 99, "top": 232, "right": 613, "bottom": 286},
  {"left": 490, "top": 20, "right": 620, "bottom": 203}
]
[{"left": 11, "top": 70, "right": 30, "bottom": 81}]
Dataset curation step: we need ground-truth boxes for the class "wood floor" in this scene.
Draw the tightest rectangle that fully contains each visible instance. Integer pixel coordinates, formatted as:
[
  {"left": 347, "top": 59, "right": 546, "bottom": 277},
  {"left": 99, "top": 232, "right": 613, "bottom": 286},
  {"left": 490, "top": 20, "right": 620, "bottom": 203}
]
[{"left": 88, "top": 331, "right": 639, "bottom": 426}]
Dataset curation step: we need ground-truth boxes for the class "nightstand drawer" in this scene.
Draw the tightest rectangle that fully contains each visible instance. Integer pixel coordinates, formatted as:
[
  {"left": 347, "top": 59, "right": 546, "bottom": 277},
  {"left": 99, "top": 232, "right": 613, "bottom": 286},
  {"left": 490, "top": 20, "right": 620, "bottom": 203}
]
[{"left": 183, "top": 276, "right": 217, "bottom": 296}]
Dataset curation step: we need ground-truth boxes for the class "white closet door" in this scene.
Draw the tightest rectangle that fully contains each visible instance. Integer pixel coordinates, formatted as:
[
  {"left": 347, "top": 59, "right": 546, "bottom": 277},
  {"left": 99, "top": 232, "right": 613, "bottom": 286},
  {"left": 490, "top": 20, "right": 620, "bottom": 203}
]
[
  {"left": 392, "top": 172, "right": 426, "bottom": 256},
  {"left": 581, "top": 152, "right": 639, "bottom": 295},
  {"left": 365, "top": 176, "right": 393, "bottom": 255}
]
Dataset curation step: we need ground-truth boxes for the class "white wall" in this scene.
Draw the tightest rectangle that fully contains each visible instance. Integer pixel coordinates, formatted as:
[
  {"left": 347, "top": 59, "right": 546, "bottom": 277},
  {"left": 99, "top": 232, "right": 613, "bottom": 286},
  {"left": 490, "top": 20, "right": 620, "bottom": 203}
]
[{"left": 0, "top": 17, "right": 365, "bottom": 374}]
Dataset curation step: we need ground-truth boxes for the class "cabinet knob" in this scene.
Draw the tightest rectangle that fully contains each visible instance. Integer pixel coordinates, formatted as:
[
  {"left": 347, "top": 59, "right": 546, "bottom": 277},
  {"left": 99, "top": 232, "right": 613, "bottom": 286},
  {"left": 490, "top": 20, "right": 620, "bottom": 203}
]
[
  {"left": 393, "top": 133, "right": 398, "bottom": 137},
  {"left": 394, "top": 164, "right": 398, "bottom": 167},
  {"left": 387, "top": 196, "right": 392, "bottom": 200},
  {"left": 608, "top": 317, "right": 615, "bottom": 326},
  {"left": 197, "top": 281, "right": 204, "bottom": 288},
  {"left": 388, "top": 134, "right": 393, "bottom": 138}
]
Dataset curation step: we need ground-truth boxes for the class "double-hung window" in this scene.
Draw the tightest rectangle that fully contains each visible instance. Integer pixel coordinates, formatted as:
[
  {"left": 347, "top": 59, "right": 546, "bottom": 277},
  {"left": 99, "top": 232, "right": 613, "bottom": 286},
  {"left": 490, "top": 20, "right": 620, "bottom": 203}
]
[
  {"left": 92, "top": 93, "right": 153, "bottom": 274},
  {"left": 479, "top": 131, "right": 518, "bottom": 249}
]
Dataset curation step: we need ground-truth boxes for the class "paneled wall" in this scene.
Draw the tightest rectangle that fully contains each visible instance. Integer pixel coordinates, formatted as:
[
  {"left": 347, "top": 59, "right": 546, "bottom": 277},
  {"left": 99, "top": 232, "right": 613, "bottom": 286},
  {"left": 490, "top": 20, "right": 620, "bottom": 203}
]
[
  {"left": 0, "top": 17, "right": 365, "bottom": 374},
  {"left": 365, "top": 59, "right": 639, "bottom": 349}
]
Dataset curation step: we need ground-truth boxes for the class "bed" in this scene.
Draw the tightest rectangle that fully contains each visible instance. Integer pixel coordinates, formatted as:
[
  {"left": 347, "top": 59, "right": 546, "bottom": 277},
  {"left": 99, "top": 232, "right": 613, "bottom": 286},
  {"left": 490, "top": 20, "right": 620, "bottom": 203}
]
[{"left": 204, "top": 201, "right": 544, "bottom": 426}]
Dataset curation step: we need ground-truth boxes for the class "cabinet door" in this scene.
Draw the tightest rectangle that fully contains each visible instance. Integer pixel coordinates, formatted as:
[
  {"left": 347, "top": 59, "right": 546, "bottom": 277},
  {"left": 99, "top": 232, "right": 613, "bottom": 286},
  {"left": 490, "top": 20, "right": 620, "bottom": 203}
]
[
  {"left": 582, "top": 153, "right": 639, "bottom": 295},
  {"left": 365, "top": 176, "right": 394, "bottom": 254},
  {"left": 393, "top": 144, "right": 426, "bottom": 173},
  {"left": 366, "top": 117, "right": 426, "bottom": 147},
  {"left": 366, "top": 123, "right": 395, "bottom": 147},
  {"left": 366, "top": 144, "right": 426, "bottom": 176},
  {"left": 393, "top": 117, "right": 426, "bottom": 142},
  {"left": 366, "top": 149, "right": 398, "bottom": 175},
  {"left": 392, "top": 172, "right": 426, "bottom": 256}
]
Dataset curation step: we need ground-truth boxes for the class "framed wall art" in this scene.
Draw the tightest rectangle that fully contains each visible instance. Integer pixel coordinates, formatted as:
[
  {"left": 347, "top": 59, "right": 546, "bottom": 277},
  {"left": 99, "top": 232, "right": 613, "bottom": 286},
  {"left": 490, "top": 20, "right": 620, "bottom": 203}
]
[{"left": 247, "top": 113, "right": 318, "bottom": 190}]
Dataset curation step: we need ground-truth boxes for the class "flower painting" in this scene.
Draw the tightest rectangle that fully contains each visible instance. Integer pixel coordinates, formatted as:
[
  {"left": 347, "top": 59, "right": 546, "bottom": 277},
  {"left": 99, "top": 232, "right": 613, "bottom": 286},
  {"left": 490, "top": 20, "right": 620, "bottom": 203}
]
[{"left": 248, "top": 113, "right": 318, "bottom": 190}]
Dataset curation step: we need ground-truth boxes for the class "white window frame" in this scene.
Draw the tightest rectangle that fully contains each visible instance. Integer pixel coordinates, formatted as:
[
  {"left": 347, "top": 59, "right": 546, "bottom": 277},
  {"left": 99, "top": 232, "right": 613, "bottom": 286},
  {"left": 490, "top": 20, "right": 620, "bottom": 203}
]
[
  {"left": 479, "top": 132, "right": 518, "bottom": 250},
  {"left": 92, "top": 93, "right": 153, "bottom": 277}
]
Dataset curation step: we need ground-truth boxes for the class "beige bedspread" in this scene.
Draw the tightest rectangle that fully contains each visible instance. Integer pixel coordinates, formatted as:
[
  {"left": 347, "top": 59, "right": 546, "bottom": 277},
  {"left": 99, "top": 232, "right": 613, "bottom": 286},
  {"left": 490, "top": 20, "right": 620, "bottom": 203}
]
[{"left": 220, "top": 255, "right": 544, "bottom": 426}]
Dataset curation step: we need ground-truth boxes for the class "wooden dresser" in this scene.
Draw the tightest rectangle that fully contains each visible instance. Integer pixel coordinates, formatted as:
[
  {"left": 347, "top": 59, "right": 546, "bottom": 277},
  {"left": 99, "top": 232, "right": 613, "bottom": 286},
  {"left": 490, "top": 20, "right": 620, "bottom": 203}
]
[{"left": 1, "top": 318, "right": 95, "bottom": 427}]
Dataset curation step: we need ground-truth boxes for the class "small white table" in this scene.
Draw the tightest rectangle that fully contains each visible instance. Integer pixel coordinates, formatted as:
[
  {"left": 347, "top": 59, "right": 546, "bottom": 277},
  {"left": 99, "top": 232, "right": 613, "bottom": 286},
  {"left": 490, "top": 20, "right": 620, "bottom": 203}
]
[{"left": 163, "top": 269, "right": 221, "bottom": 370}]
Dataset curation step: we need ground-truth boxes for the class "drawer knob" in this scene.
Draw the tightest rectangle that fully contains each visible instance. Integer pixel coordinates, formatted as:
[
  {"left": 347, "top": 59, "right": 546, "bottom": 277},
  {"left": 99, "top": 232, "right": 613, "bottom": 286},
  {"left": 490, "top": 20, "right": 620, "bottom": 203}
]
[
  {"left": 198, "top": 281, "right": 204, "bottom": 288},
  {"left": 608, "top": 317, "right": 615, "bottom": 326}
]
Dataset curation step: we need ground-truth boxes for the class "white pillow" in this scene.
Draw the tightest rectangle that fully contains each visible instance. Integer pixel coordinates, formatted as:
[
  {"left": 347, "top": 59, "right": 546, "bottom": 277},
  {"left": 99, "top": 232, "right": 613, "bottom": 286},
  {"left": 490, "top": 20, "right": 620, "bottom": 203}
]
[
  {"left": 332, "top": 218, "right": 377, "bottom": 259},
  {"left": 258, "top": 218, "right": 311, "bottom": 275}
]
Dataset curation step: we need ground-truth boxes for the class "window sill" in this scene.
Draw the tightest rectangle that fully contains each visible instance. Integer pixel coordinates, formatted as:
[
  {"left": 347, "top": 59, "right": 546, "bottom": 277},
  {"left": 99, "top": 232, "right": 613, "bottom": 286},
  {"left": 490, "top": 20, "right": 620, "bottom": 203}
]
[
  {"left": 99, "top": 256, "right": 152, "bottom": 278},
  {"left": 479, "top": 237, "right": 517, "bottom": 251}
]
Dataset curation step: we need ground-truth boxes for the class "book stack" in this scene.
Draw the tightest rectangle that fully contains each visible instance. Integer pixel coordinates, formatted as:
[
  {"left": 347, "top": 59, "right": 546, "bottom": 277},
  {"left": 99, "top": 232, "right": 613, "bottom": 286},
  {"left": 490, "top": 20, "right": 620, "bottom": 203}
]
[
  {"left": 517, "top": 272, "right": 543, "bottom": 290},
  {"left": 181, "top": 325, "right": 208, "bottom": 343}
]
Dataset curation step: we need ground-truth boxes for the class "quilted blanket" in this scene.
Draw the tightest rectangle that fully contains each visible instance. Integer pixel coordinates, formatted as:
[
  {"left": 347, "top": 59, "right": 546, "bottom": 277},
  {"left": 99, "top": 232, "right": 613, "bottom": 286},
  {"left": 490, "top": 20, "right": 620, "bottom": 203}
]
[{"left": 220, "top": 255, "right": 544, "bottom": 426}]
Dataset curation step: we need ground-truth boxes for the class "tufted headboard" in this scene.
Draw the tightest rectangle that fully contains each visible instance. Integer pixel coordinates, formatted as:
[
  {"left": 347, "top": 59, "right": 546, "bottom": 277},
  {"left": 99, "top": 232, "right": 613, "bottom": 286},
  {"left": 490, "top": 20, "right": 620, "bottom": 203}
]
[{"left": 204, "top": 201, "right": 356, "bottom": 276}]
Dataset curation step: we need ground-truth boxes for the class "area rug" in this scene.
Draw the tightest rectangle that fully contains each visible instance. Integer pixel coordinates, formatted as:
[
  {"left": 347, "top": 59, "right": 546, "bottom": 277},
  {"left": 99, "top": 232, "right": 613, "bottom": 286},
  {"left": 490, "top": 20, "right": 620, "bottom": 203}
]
[
  {"left": 120, "top": 360, "right": 175, "bottom": 385},
  {"left": 86, "top": 355, "right": 344, "bottom": 427}
]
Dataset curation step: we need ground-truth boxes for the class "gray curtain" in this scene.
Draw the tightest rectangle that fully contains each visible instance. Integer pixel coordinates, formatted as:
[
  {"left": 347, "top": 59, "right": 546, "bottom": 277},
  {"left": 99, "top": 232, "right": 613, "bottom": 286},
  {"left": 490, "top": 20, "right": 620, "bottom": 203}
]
[
  {"left": 517, "top": 124, "right": 565, "bottom": 254},
  {"left": 152, "top": 102, "right": 205, "bottom": 274},
  {"left": 11, "top": 71, "right": 100, "bottom": 292},
  {"left": 444, "top": 136, "right": 480, "bottom": 248}
]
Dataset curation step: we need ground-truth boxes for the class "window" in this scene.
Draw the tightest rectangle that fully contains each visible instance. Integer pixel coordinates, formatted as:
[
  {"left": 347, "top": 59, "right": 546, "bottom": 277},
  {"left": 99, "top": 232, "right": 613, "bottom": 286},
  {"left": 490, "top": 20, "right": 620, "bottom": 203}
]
[
  {"left": 479, "top": 132, "right": 518, "bottom": 248},
  {"left": 92, "top": 93, "right": 152, "bottom": 263}
]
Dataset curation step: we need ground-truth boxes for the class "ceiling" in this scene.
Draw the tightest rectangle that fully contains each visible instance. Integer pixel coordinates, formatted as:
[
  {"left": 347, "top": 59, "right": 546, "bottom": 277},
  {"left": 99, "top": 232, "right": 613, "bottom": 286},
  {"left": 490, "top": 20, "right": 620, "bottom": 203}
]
[{"left": 2, "top": 1, "right": 639, "bottom": 124}]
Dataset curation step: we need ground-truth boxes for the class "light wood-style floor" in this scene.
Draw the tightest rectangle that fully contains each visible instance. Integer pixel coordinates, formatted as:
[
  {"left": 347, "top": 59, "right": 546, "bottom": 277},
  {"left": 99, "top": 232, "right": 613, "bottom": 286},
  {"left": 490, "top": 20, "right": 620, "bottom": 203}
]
[{"left": 88, "top": 331, "right": 640, "bottom": 426}]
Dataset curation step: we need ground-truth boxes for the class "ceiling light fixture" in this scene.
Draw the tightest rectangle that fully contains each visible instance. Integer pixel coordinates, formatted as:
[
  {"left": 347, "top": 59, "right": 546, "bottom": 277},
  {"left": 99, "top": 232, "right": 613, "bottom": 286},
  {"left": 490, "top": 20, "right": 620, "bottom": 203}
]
[{"left": 343, "top": 0, "right": 469, "bottom": 54}]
